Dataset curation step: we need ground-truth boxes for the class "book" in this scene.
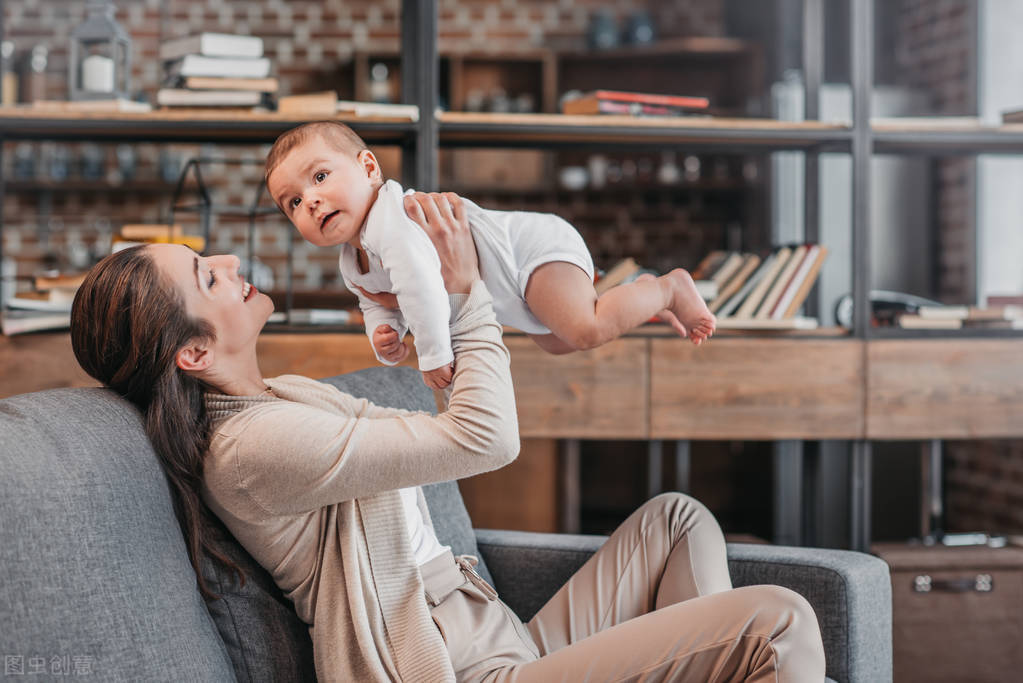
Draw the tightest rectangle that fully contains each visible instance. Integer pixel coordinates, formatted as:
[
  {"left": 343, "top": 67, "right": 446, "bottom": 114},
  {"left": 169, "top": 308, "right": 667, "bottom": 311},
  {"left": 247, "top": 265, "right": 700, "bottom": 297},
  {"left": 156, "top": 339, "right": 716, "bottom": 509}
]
[
  {"left": 733, "top": 246, "right": 792, "bottom": 319},
  {"left": 160, "top": 33, "right": 264, "bottom": 61},
  {"left": 1, "top": 309, "right": 71, "bottom": 336},
  {"left": 987, "top": 294, "right": 1023, "bottom": 307},
  {"left": 278, "top": 91, "right": 337, "bottom": 116},
  {"left": 157, "top": 88, "right": 266, "bottom": 107},
  {"left": 715, "top": 316, "right": 819, "bottom": 331},
  {"left": 708, "top": 254, "right": 760, "bottom": 314},
  {"left": 562, "top": 90, "right": 710, "bottom": 116},
  {"left": 755, "top": 244, "right": 807, "bottom": 319},
  {"left": 112, "top": 234, "right": 206, "bottom": 252},
  {"left": 898, "top": 314, "right": 962, "bottom": 330},
  {"left": 6, "top": 294, "right": 72, "bottom": 313},
  {"left": 594, "top": 258, "right": 640, "bottom": 295},
  {"left": 717, "top": 252, "right": 778, "bottom": 318},
  {"left": 772, "top": 245, "right": 821, "bottom": 319},
  {"left": 120, "top": 224, "right": 182, "bottom": 240},
  {"left": 34, "top": 272, "right": 87, "bottom": 292},
  {"left": 178, "top": 76, "right": 279, "bottom": 92},
  {"left": 780, "top": 245, "right": 828, "bottom": 318},
  {"left": 563, "top": 99, "right": 709, "bottom": 117},
  {"left": 166, "top": 55, "right": 271, "bottom": 79},
  {"left": 709, "top": 253, "right": 744, "bottom": 288},
  {"left": 267, "top": 309, "right": 354, "bottom": 325},
  {"left": 918, "top": 305, "right": 969, "bottom": 320},
  {"left": 694, "top": 280, "right": 717, "bottom": 301},
  {"left": 336, "top": 99, "right": 420, "bottom": 121},
  {"left": 918, "top": 305, "right": 1023, "bottom": 321},
  {"left": 691, "top": 251, "right": 727, "bottom": 280}
]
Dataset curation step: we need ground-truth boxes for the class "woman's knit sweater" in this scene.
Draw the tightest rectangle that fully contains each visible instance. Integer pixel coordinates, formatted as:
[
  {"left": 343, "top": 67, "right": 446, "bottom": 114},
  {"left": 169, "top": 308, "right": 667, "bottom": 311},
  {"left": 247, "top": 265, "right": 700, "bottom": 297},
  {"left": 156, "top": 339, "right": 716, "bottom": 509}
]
[{"left": 200, "top": 281, "right": 519, "bottom": 682}]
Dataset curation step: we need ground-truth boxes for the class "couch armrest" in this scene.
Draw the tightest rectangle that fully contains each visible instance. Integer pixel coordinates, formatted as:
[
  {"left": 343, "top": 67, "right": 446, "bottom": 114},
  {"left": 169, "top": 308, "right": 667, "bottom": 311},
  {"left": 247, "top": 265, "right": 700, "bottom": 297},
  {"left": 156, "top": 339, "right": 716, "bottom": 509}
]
[
  {"left": 475, "top": 530, "right": 891, "bottom": 683},
  {"left": 727, "top": 543, "right": 892, "bottom": 683}
]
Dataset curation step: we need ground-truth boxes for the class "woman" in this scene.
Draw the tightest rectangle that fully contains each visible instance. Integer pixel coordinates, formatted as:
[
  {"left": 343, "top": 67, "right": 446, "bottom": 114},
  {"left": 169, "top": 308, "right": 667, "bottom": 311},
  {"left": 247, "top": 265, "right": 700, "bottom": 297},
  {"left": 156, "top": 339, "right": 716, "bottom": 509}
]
[{"left": 71, "top": 192, "right": 824, "bottom": 682}]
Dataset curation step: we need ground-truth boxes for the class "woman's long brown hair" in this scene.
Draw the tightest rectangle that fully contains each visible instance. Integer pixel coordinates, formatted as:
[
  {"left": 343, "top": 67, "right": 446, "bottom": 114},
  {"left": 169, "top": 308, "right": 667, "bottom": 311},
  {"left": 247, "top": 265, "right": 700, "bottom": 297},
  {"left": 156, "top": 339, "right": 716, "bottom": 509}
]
[{"left": 70, "top": 245, "right": 245, "bottom": 601}]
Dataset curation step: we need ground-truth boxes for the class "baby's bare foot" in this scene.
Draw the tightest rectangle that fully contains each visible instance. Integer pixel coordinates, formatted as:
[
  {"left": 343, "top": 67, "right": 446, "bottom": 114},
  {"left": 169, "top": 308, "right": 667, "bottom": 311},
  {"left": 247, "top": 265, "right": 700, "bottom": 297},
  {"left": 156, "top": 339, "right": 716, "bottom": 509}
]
[
  {"left": 635, "top": 272, "right": 688, "bottom": 338},
  {"left": 666, "top": 269, "right": 716, "bottom": 345}
]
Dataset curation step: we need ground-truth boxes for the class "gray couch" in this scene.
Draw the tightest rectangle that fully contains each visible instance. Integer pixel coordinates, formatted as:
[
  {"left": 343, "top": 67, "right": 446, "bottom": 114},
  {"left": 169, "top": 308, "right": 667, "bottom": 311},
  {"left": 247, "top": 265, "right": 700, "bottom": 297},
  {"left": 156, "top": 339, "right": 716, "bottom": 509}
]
[{"left": 0, "top": 366, "right": 891, "bottom": 682}]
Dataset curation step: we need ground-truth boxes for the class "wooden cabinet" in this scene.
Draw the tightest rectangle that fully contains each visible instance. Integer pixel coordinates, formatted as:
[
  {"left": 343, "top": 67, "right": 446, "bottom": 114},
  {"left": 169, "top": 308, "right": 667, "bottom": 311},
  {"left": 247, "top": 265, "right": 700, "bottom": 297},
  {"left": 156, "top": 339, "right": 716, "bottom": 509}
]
[
  {"left": 867, "top": 340, "right": 1023, "bottom": 439},
  {"left": 650, "top": 338, "right": 864, "bottom": 440},
  {"left": 10, "top": 331, "right": 1020, "bottom": 442}
]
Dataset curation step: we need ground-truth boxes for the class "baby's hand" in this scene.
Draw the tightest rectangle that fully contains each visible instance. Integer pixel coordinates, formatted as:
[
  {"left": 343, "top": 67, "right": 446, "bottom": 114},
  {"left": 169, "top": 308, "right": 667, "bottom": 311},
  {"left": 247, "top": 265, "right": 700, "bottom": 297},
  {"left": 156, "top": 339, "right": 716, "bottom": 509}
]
[
  {"left": 422, "top": 363, "right": 454, "bottom": 390},
  {"left": 372, "top": 325, "right": 409, "bottom": 364}
]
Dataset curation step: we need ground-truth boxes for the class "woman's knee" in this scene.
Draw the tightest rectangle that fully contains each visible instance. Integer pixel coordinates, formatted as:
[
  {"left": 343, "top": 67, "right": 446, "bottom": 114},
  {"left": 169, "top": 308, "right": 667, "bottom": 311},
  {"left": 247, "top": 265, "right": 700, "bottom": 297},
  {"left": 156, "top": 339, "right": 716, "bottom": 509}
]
[
  {"left": 744, "top": 586, "right": 824, "bottom": 653},
  {"left": 641, "top": 492, "right": 719, "bottom": 537}
]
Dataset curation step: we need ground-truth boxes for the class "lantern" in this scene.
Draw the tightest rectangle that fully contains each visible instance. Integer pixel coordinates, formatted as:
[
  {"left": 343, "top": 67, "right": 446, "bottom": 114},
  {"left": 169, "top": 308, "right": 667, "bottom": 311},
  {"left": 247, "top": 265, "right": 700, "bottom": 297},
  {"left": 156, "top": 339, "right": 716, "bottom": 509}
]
[{"left": 68, "top": 0, "right": 131, "bottom": 101}]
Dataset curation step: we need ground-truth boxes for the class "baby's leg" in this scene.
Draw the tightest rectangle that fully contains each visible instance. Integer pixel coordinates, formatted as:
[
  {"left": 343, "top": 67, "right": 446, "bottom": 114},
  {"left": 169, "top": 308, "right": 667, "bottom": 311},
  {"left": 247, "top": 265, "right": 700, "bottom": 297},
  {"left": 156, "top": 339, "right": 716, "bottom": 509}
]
[{"left": 524, "top": 262, "right": 715, "bottom": 351}]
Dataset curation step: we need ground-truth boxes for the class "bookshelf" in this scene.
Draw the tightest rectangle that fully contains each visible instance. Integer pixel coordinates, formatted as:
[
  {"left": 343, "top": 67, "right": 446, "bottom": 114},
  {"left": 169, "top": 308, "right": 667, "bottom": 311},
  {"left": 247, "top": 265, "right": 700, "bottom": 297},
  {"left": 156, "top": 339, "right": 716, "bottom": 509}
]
[{"left": 2, "top": 0, "right": 1023, "bottom": 550}]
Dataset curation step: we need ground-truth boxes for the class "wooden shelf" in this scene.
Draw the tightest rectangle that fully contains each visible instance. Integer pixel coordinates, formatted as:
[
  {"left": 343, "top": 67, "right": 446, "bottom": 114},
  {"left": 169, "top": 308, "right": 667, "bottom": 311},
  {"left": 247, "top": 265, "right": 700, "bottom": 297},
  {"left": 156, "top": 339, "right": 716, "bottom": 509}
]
[
  {"left": 439, "top": 112, "right": 852, "bottom": 151},
  {"left": 0, "top": 107, "right": 417, "bottom": 144}
]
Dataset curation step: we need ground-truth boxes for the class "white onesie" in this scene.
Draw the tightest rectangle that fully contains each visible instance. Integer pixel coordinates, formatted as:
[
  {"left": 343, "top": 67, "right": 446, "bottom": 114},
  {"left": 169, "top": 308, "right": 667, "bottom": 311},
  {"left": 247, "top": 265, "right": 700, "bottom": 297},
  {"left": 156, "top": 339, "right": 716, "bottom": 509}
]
[{"left": 338, "top": 179, "right": 595, "bottom": 371}]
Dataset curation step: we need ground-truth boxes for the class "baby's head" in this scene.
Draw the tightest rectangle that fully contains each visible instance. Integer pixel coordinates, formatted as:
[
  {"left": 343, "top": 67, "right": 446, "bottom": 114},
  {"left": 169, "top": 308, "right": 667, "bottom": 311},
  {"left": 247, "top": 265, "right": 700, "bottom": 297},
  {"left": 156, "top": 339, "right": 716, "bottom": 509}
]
[{"left": 265, "top": 121, "right": 384, "bottom": 247}]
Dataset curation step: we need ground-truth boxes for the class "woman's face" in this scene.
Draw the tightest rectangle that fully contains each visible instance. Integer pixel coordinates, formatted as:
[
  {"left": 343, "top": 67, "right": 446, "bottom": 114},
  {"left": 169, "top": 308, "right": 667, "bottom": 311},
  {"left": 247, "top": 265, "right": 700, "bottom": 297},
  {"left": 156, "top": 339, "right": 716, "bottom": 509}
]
[{"left": 148, "top": 243, "right": 274, "bottom": 355}]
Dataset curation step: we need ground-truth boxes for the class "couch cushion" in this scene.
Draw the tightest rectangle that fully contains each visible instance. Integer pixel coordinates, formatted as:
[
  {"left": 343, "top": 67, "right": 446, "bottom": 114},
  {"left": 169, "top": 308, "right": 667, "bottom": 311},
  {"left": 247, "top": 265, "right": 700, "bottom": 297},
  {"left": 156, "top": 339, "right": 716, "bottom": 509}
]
[{"left": 0, "top": 388, "right": 237, "bottom": 682}]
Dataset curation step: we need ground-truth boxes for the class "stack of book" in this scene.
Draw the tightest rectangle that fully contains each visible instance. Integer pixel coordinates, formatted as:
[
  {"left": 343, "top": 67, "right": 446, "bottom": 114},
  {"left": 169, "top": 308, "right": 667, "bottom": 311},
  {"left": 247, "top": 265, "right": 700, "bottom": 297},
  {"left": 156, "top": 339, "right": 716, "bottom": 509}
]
[
  {"left": 898, "top": 301, "right": 1023, "bottom": 330},
  {"left": 157, "top": 32, "right": 275, "bottom": 110},
  {"left": 691, "top": 244, "right": 829, "bottom": 330},
  {"left": 1, "top": 272, "right": 84, "bottom": 336}
]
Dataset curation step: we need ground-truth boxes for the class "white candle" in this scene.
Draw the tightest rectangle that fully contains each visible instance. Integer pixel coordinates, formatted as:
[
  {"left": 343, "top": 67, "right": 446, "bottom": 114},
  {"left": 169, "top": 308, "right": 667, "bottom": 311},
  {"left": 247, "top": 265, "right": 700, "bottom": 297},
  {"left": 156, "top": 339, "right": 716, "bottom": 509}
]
[{"left": 82, "top": 54, "right": 114, "bottom": 93}]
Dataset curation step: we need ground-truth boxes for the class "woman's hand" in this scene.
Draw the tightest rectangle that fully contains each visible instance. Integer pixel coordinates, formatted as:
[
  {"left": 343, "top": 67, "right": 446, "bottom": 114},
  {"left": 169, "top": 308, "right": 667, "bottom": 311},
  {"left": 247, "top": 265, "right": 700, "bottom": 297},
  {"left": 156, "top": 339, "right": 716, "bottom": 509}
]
[{"left": 403, "top": 192, "right": 479, "bottom": 294}]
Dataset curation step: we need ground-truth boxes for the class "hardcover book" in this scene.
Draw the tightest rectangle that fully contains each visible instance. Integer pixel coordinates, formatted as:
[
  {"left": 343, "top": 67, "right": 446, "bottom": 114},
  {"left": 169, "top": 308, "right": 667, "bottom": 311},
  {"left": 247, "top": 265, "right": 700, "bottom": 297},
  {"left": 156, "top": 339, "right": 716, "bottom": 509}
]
[{"left": 160, "top": 33, "right": 264, "bottom": 61}]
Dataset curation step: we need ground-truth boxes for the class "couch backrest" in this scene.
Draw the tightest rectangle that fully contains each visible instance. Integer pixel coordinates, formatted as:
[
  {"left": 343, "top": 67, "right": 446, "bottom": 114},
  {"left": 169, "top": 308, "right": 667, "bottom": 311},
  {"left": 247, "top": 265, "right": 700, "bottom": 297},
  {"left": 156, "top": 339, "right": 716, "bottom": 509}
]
[
  {"left": 0, "top": 387, "right": 237, "bottom": 682},
  {"left": 0, "top": 366, "right": 491, "bottom": 683}
]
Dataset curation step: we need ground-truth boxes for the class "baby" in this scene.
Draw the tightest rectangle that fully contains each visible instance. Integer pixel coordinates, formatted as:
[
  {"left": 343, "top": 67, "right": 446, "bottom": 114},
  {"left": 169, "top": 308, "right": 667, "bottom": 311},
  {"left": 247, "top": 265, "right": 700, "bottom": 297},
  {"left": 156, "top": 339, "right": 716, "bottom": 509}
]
[{"left": 265, "top": 121, "right": 715, "bottom": 389}]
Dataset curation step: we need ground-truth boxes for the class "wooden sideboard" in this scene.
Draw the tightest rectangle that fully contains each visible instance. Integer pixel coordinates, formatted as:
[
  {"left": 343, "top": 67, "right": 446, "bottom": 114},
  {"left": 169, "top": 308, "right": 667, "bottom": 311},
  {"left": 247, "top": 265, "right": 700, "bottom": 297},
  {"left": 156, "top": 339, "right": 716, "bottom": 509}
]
[{"left": 3, "top": 330, "right": 1022, "bottom": 440}]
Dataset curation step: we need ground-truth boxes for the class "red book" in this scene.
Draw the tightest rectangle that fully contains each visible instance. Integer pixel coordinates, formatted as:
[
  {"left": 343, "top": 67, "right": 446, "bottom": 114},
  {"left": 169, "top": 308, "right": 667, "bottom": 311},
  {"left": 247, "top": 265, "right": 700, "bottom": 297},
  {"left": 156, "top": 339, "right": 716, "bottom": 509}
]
[{"left": 562, "top": 90, "right": 710, "bottom": 115}]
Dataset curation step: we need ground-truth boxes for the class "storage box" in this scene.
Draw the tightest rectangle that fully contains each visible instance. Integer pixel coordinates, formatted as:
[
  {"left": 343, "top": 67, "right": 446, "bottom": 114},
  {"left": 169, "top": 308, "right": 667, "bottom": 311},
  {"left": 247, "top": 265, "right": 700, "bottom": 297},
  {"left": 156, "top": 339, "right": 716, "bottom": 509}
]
[{"left": 873, "top": 542, "right": 1023, "bottom": 683}]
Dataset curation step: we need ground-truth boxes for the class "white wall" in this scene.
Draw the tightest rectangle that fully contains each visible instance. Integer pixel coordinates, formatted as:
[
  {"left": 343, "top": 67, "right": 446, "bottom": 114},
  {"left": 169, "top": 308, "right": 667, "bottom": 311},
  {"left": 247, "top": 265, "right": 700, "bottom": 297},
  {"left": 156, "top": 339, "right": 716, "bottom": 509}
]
[{"left": 977, "top": 0, "right": 1023, "bottom": 302}]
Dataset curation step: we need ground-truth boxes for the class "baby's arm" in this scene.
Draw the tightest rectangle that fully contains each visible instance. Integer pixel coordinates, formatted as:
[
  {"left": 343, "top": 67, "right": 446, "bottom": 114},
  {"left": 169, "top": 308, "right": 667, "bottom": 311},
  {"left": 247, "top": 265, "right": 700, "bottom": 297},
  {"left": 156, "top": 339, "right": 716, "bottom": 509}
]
[
  {"left": 346, "top": 274, "right": 409, "bottom": 367},
  {"left": 365, "top": 183, "right": 455, "bottom": 373}
]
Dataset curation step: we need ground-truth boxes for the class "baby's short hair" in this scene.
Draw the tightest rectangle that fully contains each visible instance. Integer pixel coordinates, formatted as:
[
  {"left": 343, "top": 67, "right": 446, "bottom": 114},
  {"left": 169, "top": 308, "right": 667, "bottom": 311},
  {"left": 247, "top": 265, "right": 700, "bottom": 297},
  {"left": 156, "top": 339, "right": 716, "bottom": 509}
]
[{"left": 264, "top": 120, "right": 369, "bottom": 186}]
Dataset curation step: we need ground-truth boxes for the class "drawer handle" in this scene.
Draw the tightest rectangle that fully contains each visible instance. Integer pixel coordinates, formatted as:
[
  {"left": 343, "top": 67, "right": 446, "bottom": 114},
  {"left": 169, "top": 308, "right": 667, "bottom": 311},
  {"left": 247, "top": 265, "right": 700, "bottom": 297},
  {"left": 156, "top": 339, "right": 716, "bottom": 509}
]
[{"left": 913, "top": 574, "right": 993, "bottom": 593}]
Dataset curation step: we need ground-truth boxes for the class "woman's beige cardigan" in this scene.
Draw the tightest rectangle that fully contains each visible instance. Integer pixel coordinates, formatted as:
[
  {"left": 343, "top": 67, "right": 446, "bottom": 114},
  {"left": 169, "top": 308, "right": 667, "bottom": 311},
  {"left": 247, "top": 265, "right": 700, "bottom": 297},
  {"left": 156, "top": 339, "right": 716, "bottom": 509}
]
[{"left": 200, "top": 282, "right": 519, "bottom": 682}]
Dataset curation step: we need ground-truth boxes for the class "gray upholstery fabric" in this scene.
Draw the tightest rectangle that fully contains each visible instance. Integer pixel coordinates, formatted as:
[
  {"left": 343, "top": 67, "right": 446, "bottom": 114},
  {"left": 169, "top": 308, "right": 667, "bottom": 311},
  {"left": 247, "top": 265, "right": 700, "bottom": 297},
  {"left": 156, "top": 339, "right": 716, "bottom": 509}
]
[
  {"left": 728, "top": 543, "right": 893, "bottom": 683},
  {"left": 475, "top": 529, "right": 892, "bottom": 683},
  {"left": 0, "top": 388, "right": 237, "bottom": 682},
  {"left": 320, "top": 366, "right": 494, "bottom": 585},
  {"left": 2, "top": 367, "right": 887, "bottom": 683}
]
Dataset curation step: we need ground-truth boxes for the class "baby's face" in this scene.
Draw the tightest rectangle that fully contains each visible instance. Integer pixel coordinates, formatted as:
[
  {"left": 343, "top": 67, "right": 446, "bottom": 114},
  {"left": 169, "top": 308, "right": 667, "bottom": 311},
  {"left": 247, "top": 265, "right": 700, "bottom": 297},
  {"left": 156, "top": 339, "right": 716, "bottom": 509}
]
[{"left": 268, "top": 138, "right": 382, "bottom": 248}]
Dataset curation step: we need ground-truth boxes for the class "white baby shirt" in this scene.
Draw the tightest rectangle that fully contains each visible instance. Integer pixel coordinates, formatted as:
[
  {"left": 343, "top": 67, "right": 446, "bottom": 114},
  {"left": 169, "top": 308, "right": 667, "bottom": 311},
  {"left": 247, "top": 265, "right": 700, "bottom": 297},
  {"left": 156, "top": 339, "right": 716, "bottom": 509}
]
[{"left": 338, "top": 179, "right": 594, "bottom": 371}]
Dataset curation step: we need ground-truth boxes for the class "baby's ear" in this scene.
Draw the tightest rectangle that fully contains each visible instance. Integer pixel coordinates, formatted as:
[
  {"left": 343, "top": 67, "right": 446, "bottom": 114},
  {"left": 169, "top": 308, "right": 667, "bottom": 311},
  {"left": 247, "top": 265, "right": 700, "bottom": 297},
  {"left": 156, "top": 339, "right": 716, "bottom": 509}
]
[{"left": 358, "top": 149, "right": 382, "bottom": 180}]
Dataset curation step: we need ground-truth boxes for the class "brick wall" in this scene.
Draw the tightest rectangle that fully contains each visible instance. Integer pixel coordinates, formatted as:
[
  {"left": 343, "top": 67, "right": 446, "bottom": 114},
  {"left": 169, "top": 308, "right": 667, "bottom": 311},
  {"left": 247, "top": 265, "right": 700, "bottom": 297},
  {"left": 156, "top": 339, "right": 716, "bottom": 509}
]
[
  {"left": 2, "top": 0, "right": 727, "bottom": 290},
  {"left": 893, "top": 0, "right": 974, "bottom": 304}
]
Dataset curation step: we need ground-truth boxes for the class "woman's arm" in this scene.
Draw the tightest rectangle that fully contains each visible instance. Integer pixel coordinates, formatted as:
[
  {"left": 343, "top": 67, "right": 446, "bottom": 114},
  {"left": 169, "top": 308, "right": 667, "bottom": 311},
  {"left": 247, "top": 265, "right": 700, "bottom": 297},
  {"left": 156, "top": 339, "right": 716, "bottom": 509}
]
[{"left": 213, "top": 193, "right": 520, "bottom": 516}]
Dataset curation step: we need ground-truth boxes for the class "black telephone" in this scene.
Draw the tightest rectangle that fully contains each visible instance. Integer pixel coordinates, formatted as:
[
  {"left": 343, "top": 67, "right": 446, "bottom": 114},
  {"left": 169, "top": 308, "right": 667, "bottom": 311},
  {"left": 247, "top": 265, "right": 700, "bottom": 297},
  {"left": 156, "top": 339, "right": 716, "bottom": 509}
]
[{"left": 834, "top": 290, "right": 944, "bottom": 328}]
